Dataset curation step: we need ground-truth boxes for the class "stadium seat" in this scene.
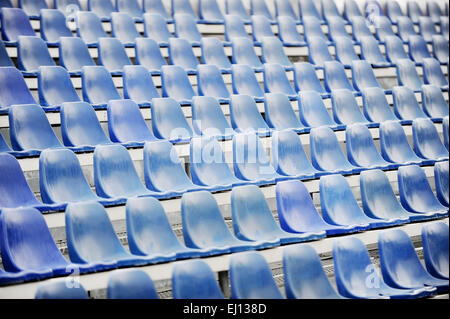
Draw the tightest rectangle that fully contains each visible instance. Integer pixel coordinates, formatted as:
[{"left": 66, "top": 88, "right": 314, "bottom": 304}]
[
  {"left": 298, "top": 90, "right": 339, "bottom": 128},
  {"left": 143, "top": 140, "right": 207, "bottom": 195},
  {"left": 168, "top": 38, "right": 199, "bottom": 74},
  {"left": 135, "top": 37, "right": 167, "bottom": 72},
  {"left": 93, "top": 144, "right": 159, "bottom": 199},
  {"left": 40, "top": 9, "right": 73, "bottom": 44},
  {"left": 0, "top": 8, "right": 36, "bottom": 42},
  {"left": 231, "top": 37, "right": 263, "bottom": 70},
  {"left": 123, "top": 65, "right": 160, "bottom": 104},
  {"left": 107, "top": 98, "right": 158, "bottom": 144},
  {"left": 17, "top": 36, "right": 56, "bottom": 74},
  {"left": 323, "top": 61, "right": 355, "bottom": 92},
  {"left": 378, "top": 229, "right": 448, "bottom": 293},
  {"left": 231, "top": 65, "right": 265, "bottom": 100},
  {"left": 331, "top": 89, "right": 370, "bottom": 126},
  {"left": 9, "top": 104, "right": 63, "bottom": 151},
  {"left": 427, "top": 1, "right": 443, "bottom": 23},
  {"left": 144, "top": 0, "right": 170, "bottom": 20},
  {"left": 181, "top": 191, "right": 264, "bottom": 253},
  {"left": 200, "top": 37, "right": 232, "bottom": 71},
  {"left": 225, "top": 14, "right": 250, "bottom": 41},
  {"left": 443, "top": 116, "right": 449, "bottom": 150},
  {"left": 60, "top": 101, "right": 111, "bottom": 148},
  {"left": 385, "top": 35, "right": 410, "bottom": 64},
  {"left": 343, "top": 0, "right": 362, "bottom": 21},
  {"left": 35, "top": 280, "right": 89, "bottom": 299},
  {"left": 396, "top": 59, "right": 423, "bottom": 91},
  {"left": 412, "top": 117, "right": 449, "bottom": 161},
  {"left": 406, "top": 1, "right": 423, "bottom": 24},
  {"left": 143, "top": 13, "right": 172, "bottom": 46},
  {"left": 37, "top": 66, "right": 81, "bottom": 107},
  {"left": 334, "top": 36, "right": 360, "bottom": 67},
  {"left": 398, "top": 165, "right": 448, "bottom": 217},
  {"left": 172, "top": 260, "right": 224, "bottom": 299},
  {"left": 421, "top": 84, "right": 449, "bottom": 118},
  {"left": 277, "top": 15, "right": 305, "bottom": 46},
  {"left": 160, "top": 65, "right": 196, "bottom": 104},
  {"left": 58, "top": 37, "right": 96, "bottom": 74},
  {"left": 379, "top": 120, "right": 425, "bottom": 165},
  {"left": 422, "top": 58, "right": 448, "bottom": 89},
  {"left": 434, "top": 161, "right": 449, "bottom": 206},
  {"left": 408, "top": 35, "right": 432, "bottom": 63},
  {"left": 333, "top": 237, "right": 432, "bottom": 298},
  {"left": 299, "top": 0, "right": 322, "bottom": 22},
  {"left": 359, "top": 36, "right": 391, "bottom": 67},
  {"left": 0, "top": 132, "right": 11, "bottom": 152},
  {"left": 276, "top": 178, "right": 359, "bottom": 236},
  {"left": 321, "top": 0, "right": 342, "bottom": 21},
  {"left": 0, "top": 41, "right": 14, "bottom": 67},
  {"left": 150, "top": 97, "right": 194, "bottom": 141},
  {"left": 76, "top": 11, "right": 108, "bottom": 47},
  {"left": 199, "top": 0, "right": 224, "bottom": 22},
  {"left": 303, "top": 16, "right": 328, "bottom": 42},
  {"left": 107, "top": 269, "right": 159, "bottom": 299},
  {"left": 307, "top": 36, "right": 333, "bottom": 67},
  {"left": 274, "top": 0, "right": 298, "bottom": 21},
  {"left": 422, "top": 222, "right": 449, "bottom": 280},
  {"left": 229, "top": 251, "right": 284, "bottom": 299},
  {"left": 88, "top": 0, "right": 117, "bottom": 20},
  {"left": 19, "top": 0, "right": 49, "bottom": 19},
  {"left": 111, "top": 12, "right": 141, "bottom": 45},
  {"left": 264, "top": 93, "right": 305, "bottom": 132},
  {"left": 115, "top": 0, "right": 144, "bottom": 20},
  {"left": 346, "top": 124, "right": 395, "bottom": 169},
  {"left": 386, "top": 1, "right": 403, "bottom": 24},
  {"left": 190, "top": 136, "right": 247, "bottom": 189},
  {"left": 173, "top": 13, "right": 202, "bottom": 45},
  {"left": 440, "top": 17, "right": 449, "bottom": 40},
  {"left": 98, "top": 37, "right": 133, "bottom": 74},
  {"left": 0, "top": 67, "right": 37, "bottom": 109},
  {"left": 310, "top": 126, "right": 359, "bottom": 174},
  {"left": 327, "top": 16, "right": 352, "bottom": 42},
  {"left": 232, "top": 133, "right": 285, "bottom": 184},
  {"left": 283, "top": 244, "right": 345, "bottom": 299},
  {"left": 81, "top": 66, "right": 121, "bottom": 106},
  {"left": 432, "top": 35, "right": 450, "bottom": 64},
  {"left": 261, "top": 37, "right": 292, "bottom": 68},
  {"left": 66, "top": 201, "right": 157, "bottom": 267},
  {"left": 191, "top": 95, "right": 234, "bottom": 138},
  {"left": 171, "top": 0, "right": 197, "bottom": 19},
  {"left": 226, "top": 0, "right": 251, "bottom": 23},
  {"left": 351, "top": 60, "right": 382, "bottom": 92},
  {"left": 251, "top": 15, "right": 275, "bottom": 43},
  {"left": 350, "top": 16, "right": 375, "bottom": 42},
  {"left": 250, "top": 0, "right": 274, "bottom": 21},
  {"left": 263, "top": 63, "right": 296, "bottom": 98},
  {"left": 392, "top": 85, "right": 427, "bottom": 120},
  {"left": 419, "top": 16, "right": 438, "bottom": 42},
  {"left": 375, "top": 16, "right": 397, "bottom": 43},
  {"left": 397, "top": 16, "right": 417, "bottom": 42},
  {"left": 293, "top": 62, "right": 327, "bottom": 94},
  {"left": 361, "top": 87, "right": 398, "bottom": 122},
  {"left": 229, "top": 94, "right": 270, "bottom": 133},
  {"left": 54, "top": 0, "right": 81, "bottom": 14}
]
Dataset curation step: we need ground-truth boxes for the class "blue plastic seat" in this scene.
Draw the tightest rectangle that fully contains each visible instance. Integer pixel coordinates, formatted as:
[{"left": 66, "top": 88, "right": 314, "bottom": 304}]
[
  {"left": 283, "top": 244, "right": 345, "bottom": 299},
  {"left": 230, "top": 37, "right": 263, "bottom": 70},
  {"left": 293, "top": 62, "right": 327, "bottom": 94},
  {"left": 200, "top": 37, "right": 232, "bottom": 71},
  {"left": 407, "top": 1, "right": 423, "bottom": 24},
  {"left": 35, "top": 280, "right": 89, "bottom": 299},
  {"left": 224, "top": 15, "right": 250, "bottom": 41},
  {"left": 432, "top": 35, "right": 449, "bottom": 64},
  {"left": 66, "top": 201, "right": 157, "bottom": 268},
  {"left": 422, "top": 57, "right": 448, "bottom": 89},
  {"left": 231, "top": 65, "right": 265, "bottom": 100},
  {"left": 229, "top": 94, "right": 270, "bottom": 133},
  {"left": 299, "top": 0, "right": 322, "bottom": 21},
  {"left": 422, "top": 222, "right": 449, "bottom": 280},
  {"left": 75, "top": 11, "right": 108, "bottom": 46},
  {"left": 303, "top": 16, "right": 328, "bottom": 42},
  {"left": 151, "top": 97, "right": 194, "bottom": 142},
  {"left": 0, "top": 67, "right": 37, "bottom": 110},
  {"left": 17, "top": 36, "right": 56, "bottom": 74},
  {"left": 143, "top": 13, "right": 172, "bottom": 46},
  {"left": 359, "top": 36, "right": 391, "bottom": 67},
  {"left": 271, "top": 129, "right": 323, "bottom": 179},
  {"left": 107, "top": 269, "right": 159, "bottom": 299},
  {"left": 350, "top": 16, "right": 375, "bottom": 42},
  {"left": 327, "top": 16, "right": 352, "bottom": 42},
  {"left": 0, "top": 8, "right": 36, "bottom": 42},
  {"left": 379, "top": 229, "right": 448, "bottom": 294},
  {"left": 37, "top": 66, "right": 80, "bottom": 107},
  {"left": 199, "top": 0, "right": 224, "bottom": 22},
  {"left": 264, "top": 93, "right": 305, "bottom": 131},
  {"left": 191, "top": 95, "right": 234, "bottom": 138},
  {"left": 88, "top": 0, "right": 117, "bottom": 20},
  {"left": 81, "top": 66, "right": 122, "bottom": 106},
  {"left": 61, "top": 101, "right": 111, "bottom": 148},
  {"left": 0, "top": 41, "right": 14, "bottom": 67},
  {"left": 250, "top": 0, "right": 274, "bottom": 21},
  {"left": 386, "top": 1, "right": 403, "bottom": 24},
  {"left": 168, "top": 38, "right": 199, "bottom": 74},
  {"left": 9, "top": 104, "right": 63, "bottom": 151},
  {"left": 58, "top": 37, "right": 96, "bottom": 74},
  {"left": 172, "top": 260, "right": 224, "bottom": 299},
  {"left": 182, "top": 191, "right": 264, "bottom": 253},
  {"left": 171, "top": 0, "right": 197, "bottom": 19},
  {"left": 396, "top": 58, "right": 423, "bottom": 91},
  {"left": 143, "top": 0, "right": 170, "bottom": 20},
  {"left": 19, "top": 0, "right": 49, "bottom": 19},
  {"left": 434, "top": 161, "right": 449, "bottom": 207},
  {"left": 398, "top": 164, "right": 448, "bottom": 217},
  {"left": 440, "top": 17, "right": 449, "bottom": 40},
  {"left": 333, "top": 237, "right": 431, "bottom": 299},
  {"left": 110, "top": 12, "right": 141, "bottom": 45},
  {"left": 98, "top": 37, "right": 133, "bottom": 74},
  {"left": 427, "top": 1, "right": 443, "bottom": 23},
  {"left": 173, "top": 13, "right": 202, "bottom": 45},
  {"left": 299, "top": 90, "right": 338, "bottom": 128},
  {"left": 392, "top": 86, "right": 427, "bottom": 120},
  {"left": 343, "top": 0, "right": 362, "bottom": 21},
  {"left": 144, "top": 140, "right": 206, "bottom": 195},
  {"left": 274, "top": 0, "right": 298, "bottom": 21},
  {"left": 419, "top": 16, "right": 438, "bottom": 42},
  {"left": 123, "top": 65, "right": 160, "bottom": 104},
  {"left": 263, "top": 63, "right": 296, "bottom": 98},
  {"left": 261, "top": 36, "right": 292, "bottom": 69},
  {"left": 323, "top": 61, "right": 355, "bottom": 92},
  {"left": 307, "top": 36, "right": 333, "bottom": 68},
  {"left": 277, "top": 15, "right": 305, "bottom": 46},
  {"left": 135, "top": 37, "right": 167, "bottom": 72},
  {"left": 321, "top": 0, "right": 341, "bottom": 21},
  {"left": 310, "top": 126, "right": 359, "bottom": 174},
  {"left": 160, "top": 65, "right": 196, "bottom": 104},
  {"left": 421, "top": 84, "right": 449, "bottom": 118},
  {"left": 40, "top": 9, "right": 73, "bottom": 44},
  {"left": 351, "top": 60, "right": 382, "bottom": 92},
  {"left": 360, "top": 168, "right": 435, "bottom": 222},
  {"left": 107, "top": 99, "right": 157, "bottom": 144},
  {"left": 375, "top": 16, "right": 396, "bottom": 42},
  {"left": 225, "top": 0, "right": 251, "bottom": 23},
  {"left": 331, "top": 89, "right": 370, "bottom": 126},
  {"left": 251, "top": 15, "right": 275, "bottom": 43},
  {"left": 385, "top": 35, "right": 410, "bottom": 64},
  {"left": 334, "top": 36, "right": 360, "bottom": 67},
  {"left": 397, "top": 16, "right": 417, "bottom": 42},
  {"left": 408, "top": 35, "right": 432, "bottom": 63},
  {"left": 229, "top": 251, "right": 284, "bottom": 299},
  {"left": 443, "top": 116, "right": 449, "bottom": 150},
  {"left": 54, "top": 0, "right": 81, "bottom": 14},
  {"left": 0, "top": 132, "right": 11, "bottom": 152},
  {"left": 412, "top": 117, "right": 449, "bottom": 161},
  {"left": 190, "top": 136, "right": 247, "bottom": 189},
  {"left": 115, "top": 0, "right": 143, "bottom": 20}
]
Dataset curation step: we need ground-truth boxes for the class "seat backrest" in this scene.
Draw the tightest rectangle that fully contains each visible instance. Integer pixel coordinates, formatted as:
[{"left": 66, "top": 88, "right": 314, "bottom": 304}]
[
  {"left": 343, "top": 0, "right": 362, "bottom": 21},
  {"left": 224, "top": 14, "right": 249, "bottom": 41},
  {"left": 75, "top": 11, "right": 107, "bottom": 44},
  {"left": 81, "top": 66, "right": 122, "bottom": 105},
  {"left": 88, "top": 0, "right": 117, "bottom": 20},
  {"left": 331, "top": 88, "right": 368, "bottom": 125},
  {"left": 350, "top": 16, "right": 373, "bottom": 42},
  {"left": 107, "top": 269, "right": 159, "bottom": 299},
  {"left": 229, "top": 94, "right": 269, "bottom": 132},
  {"left": 151, "top": 97, "right": 193, "bottom": 141},
  {"left": 277, "top": 15, "right": 304, "bottom": 44},
  {"left": 375, "top": 16, "right": 396, "bottom": 42},
  {"left": 412, "top": 117, "right": 448, "bottom": 159},
  {"left": 226, "top": 0, "right": 250, "bottom": 21},
  {"left": 0, "top": 7, "right": 36, "bottom": 42},
  {"left": 264, "top": 93, "right": 303, "bottom": 130},
  {"left": 17, "top": 36, "right": 56, "bottom": 72},
  {"left": 0, "top": 67, "right": 36, "bottom": 109},
  {"left": 303, "top": 16, "right": 327, "bottom": 42},
  {"left": 20, "top": 0, "right": 49, "bottom": 17},
  {"left": 231, "top": 64, "right": 264, "bottom": 97},
  {"left": 144, "top": 0, "right": 169, "bottom": 19},
  {"left": 346, "top": 123, "right": 385, "bottom": 167},
  {"left": 274, "top": 0, "right": 298, "bottom": 20},
  {"left": 408, "top": 34, "right": 432, "bottom": 63},
  {"left": 263, "top": 63, "right": 295, "bottom": 95},
  {"left": 392, "top": 85, "right": 426, "bottom": 120},
  {"left": 38, "top": 65, "right": 81, "bottom": 106},
  {"left": 386, "top": 0, "right": 403, "bottom": 24},
  {"left": 135, "top": 37, "right": 167, "bottom": 71},
  {"left": 384, "top": 35, "right": 409, "bottom": 64},
  {"left": 251, "top": 15, "right": 274, "bottom": 42},
  {"left": 427, "top": 1, "right": 443, "bottom": 23},
  {"left": 173, "top": 13, "right": 202, "bottom": 42},
  {"left": 298, "top": 90, "right": 336, "bottom": 127},
  {"left": 35, "top": 280, "right": 89, "bottom": 299},
  {"left": 351, "top": 59, "right": 381, "bottom": 91},
  {"left": 322, "top": 0, "right": 341, "bottom": 20},
  {"left": 422, "top": 57, "right": 448, "bottom": 87},
  {"left": 327, "top": 16, "right": 350, "bottom": 42},
  {"left": 40, "top": 9, "right": 73, "bottom": 43},
  {"left": 421, "top": 84, "right": 449, "bottom": 118},
  {"left": 323, "top": 61, "right": 355, "bottom": 92},
  {"left": 261, "top": 36, "right": 292, "bottom": 67},
  {"left": 200, "top": 37, "right": 232, "bottom": 69},
  {"left": 299, "top": 0, "right": 321, "bottom": 20},
  {"left": 310, "top": 126, "right": 351, "bottom": 171},
  {"left": 191, "top": 95, "right": 232, "bottom": 136},
  {"left": 359, "top": 35, "right": 388, "bottom": 64},
  {"left": 396, "top": 58, "right": 423, "bottom": 91},
  {"left": 421, "top": 221, "right": 449, "bottom": 279},
  {"left": 58, "top": 36, "right": 96, "bottom": 73},
  {"left": 231, "top": 37, "right": 263, "bottom": 68},
  {"left": 123, "top": 65, "right": 160, "bottom": 103},
  {"left": 168, "top": 37, "right": 199, "bottom": 70},
  {"left": 160, "top": 65, "right": 196, "bottom": 101},
  {"left": 432, "top": 34, "right": 449, "bottom": 64},
  {"left": 334, "top": 36, "right": 360, "bottom": 66},
  {"left": 397, "top": 16, "right": 417, "bottom": 41},
  {"left": 307, "top": 36, "right": 333, "bottom": 68},
  {"left": 379, "top": 120, "right": 420, "bottom": 163},
  {"left": 418, "top": 16, "right": 438, "bottom": 42},
  {"left": 250, "top": 0, "right": 273, "bottom": 20},
  {"left": 115, "top": 0, "right": 143, "bottom": 19},
  {"left": 98, "top": 37, "right": 132, "bottom": 72},
  {"left": 110, "top": 12, "right": 141, "bottom": 44},
  {"left": 199, "top": 0, "right": 224, "bottom": 21},
  {"left": 171, "top": 0, "right": 197, "bottom": 18},
  {"left": 293, "top": 62, "right": 325, "bottom": 93},
  {"left": 361, "top": 87, "right": 397, "bottom": 122},
  {"left": 143, "top": 12, "right": 172, "bottom": 42}
]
